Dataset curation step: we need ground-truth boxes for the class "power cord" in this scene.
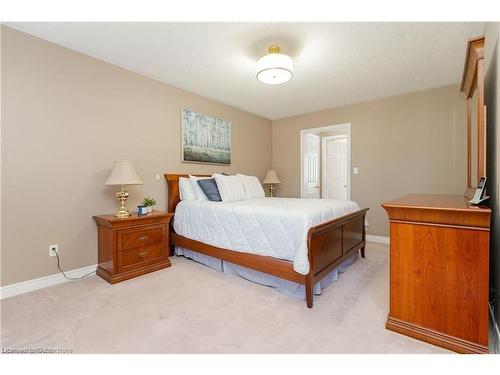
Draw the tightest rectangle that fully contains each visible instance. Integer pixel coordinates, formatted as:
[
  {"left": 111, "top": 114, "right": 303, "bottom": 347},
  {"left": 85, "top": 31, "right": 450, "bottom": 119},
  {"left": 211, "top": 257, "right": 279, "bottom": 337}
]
[{"left": 54, "top": 249, "right": 96, "bottom": 280}]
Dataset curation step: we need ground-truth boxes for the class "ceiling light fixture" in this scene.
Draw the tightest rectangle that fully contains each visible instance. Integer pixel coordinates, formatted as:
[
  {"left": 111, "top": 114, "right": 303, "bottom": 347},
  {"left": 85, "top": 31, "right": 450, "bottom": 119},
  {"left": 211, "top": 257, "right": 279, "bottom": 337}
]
[{"left": 256, "top": 46, "right": 293, "bottom": 85}]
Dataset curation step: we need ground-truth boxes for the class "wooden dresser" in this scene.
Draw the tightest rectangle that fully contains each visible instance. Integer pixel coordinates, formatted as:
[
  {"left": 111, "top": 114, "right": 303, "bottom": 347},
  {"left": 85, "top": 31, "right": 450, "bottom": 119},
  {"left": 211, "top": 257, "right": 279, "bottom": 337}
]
[
  {"left": 93, "top": 211, "right": 173, "bottom": 284},
  {"left": 382, "top": 194, "right": 491, "bottom": 353}
]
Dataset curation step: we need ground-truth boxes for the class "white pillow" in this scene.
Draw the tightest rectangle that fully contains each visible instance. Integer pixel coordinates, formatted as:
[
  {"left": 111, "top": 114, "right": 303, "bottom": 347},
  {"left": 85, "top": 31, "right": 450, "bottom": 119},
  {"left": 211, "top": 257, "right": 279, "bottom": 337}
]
[
  {"left": 214, "top": 174, "right": 247, "bottom": 202},
  {"left": 189, "top": 175, "right": 212, "bottom": 200},
  {"left": 237, "top": 174, "right": 265, "bottom": 199},
  {"left": 179, "top": 177, "right": 196, "bottom": 201}
]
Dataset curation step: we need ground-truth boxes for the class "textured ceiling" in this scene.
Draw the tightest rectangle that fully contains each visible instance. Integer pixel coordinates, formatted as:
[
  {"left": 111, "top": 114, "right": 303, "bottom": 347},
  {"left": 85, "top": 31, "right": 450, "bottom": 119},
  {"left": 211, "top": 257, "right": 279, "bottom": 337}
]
[{"left": 7, "top": 22, "right": 484, "bottom": 119}]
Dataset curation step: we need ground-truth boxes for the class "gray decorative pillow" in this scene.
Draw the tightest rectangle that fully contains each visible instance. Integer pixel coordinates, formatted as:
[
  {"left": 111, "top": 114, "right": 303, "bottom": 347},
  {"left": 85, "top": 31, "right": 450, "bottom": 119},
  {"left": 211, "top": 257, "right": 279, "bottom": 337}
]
[{"left": 197, "top": 178, "right": 222, "bottom": 202}]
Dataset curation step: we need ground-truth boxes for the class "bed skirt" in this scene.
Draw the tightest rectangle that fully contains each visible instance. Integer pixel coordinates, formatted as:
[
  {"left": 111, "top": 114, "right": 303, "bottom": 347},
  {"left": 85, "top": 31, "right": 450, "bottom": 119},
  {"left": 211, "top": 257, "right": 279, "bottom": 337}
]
[{"left": 175, "top": 246, "right": 358, "bottom": 300}]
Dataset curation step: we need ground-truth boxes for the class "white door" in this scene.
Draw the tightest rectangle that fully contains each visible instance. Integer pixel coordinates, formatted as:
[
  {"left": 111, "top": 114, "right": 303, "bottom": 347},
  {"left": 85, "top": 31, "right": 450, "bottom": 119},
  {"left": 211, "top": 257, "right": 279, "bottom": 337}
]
[
  {"left": 322, "top": 137, "right": 348, "bottom": 200},
  {"left": 302, "top": 133, "right": 320, "bottom": 198}
]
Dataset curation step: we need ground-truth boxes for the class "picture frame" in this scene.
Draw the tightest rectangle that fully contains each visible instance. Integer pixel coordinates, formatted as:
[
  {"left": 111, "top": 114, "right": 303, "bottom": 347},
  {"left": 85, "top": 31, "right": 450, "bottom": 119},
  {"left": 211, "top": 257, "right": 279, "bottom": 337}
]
[{"left": 181, "top": 108, "right": 232, "bottom": 165}]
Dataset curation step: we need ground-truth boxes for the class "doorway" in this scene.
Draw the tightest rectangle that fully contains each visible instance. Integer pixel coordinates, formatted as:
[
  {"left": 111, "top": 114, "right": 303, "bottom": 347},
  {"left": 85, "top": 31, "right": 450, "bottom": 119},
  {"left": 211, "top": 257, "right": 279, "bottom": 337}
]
[{"left": 300, "top": 123, "right": 351, "bottom": 200}]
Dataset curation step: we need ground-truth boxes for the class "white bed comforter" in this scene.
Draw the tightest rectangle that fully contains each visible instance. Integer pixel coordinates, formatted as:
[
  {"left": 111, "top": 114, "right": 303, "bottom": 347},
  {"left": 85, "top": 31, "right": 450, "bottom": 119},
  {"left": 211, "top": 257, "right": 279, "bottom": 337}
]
[{"left": 173, "top": 197, "right": 361, "bottom": 275}]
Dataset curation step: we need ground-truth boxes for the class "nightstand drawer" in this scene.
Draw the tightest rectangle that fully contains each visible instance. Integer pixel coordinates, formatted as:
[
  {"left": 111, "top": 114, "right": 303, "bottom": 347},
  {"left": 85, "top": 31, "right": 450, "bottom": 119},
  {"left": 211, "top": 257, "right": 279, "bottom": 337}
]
[
  {"left": 119, "top": 243, "right": 164, "bottom": 271},
  {"left": 119, "top": 225, "right": 164, "bottom": 251}
]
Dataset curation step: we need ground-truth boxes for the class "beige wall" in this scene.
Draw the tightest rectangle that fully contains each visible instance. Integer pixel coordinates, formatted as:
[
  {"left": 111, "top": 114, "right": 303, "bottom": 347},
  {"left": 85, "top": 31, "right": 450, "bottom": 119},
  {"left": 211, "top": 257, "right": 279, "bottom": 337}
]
[
  {"left": 272, "top": 85, "right": 467, "bottom": 237},
  {"left": 1, "top": 27, "right": 272, "bottom": 286}
]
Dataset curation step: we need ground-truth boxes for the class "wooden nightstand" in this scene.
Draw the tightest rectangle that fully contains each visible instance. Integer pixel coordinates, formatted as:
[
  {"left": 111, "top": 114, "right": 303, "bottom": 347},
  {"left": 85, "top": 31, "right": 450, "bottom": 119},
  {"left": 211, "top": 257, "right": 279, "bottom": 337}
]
[{"left": 93, "top": 211, "right": 173, "bottom": 284}]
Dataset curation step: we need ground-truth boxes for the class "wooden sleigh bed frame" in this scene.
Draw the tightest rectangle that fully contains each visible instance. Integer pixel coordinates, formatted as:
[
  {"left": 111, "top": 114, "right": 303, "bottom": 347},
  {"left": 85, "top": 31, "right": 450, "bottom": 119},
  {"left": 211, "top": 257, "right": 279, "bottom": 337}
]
[{"left": 165, "top": 173, "right": 369, "bottom": 308}]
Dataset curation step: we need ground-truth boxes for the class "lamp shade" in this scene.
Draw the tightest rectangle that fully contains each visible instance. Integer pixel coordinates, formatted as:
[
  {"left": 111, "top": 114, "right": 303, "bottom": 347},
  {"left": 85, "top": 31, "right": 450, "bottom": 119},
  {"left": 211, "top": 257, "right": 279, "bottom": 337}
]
[
  {"left": 104, "top": 161, "right": 143, "bottom": 186},
  {"left": 263, "top": 170, "right": 281, "bottom": 184},
  {"left": 256, "top": 46, "right": 294, "bottom": 85}
]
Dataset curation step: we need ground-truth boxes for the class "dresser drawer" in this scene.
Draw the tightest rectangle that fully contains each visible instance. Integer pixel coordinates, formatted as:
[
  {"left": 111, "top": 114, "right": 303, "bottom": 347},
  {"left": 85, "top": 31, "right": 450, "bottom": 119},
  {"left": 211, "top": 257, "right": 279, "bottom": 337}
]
[
  {"left": 119, "top": 243, "right": 165, "bottom": 271},
  {"left": 119, "top": 225, "right": 164, "bottom": 251}
]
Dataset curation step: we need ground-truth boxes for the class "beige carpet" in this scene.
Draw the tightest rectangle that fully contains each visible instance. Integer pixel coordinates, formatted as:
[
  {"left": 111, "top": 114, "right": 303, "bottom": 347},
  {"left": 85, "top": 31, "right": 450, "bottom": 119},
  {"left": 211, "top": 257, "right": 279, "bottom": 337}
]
[{"left": 1, "top": 242, "right": 449, "bottom": 353}]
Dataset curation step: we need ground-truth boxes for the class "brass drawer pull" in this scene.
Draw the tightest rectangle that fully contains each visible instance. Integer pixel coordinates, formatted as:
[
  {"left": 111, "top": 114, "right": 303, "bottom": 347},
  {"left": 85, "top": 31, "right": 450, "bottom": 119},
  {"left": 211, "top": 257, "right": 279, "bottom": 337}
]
[
  {"left": 139, "top": 236, "right": 148, "bottom": 241},
  {"left": 138, "top": 251, "right": 148, "bottom": 258}
]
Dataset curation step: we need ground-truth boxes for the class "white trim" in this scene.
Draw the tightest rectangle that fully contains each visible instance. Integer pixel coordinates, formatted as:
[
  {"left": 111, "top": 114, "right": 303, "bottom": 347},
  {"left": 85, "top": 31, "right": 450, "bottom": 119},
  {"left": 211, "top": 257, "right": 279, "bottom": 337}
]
[
  {"left": 300, "top": 123, "right": 351, "bottom": 134},
  {"left": 490, "top": 303, "right": 500, "bottom": 354},
  {"left": 0, "top": 264, "right": 97, "bottom": 300},
  {"left": 366, "top": 235, "right": 390, "bottom": 245}
]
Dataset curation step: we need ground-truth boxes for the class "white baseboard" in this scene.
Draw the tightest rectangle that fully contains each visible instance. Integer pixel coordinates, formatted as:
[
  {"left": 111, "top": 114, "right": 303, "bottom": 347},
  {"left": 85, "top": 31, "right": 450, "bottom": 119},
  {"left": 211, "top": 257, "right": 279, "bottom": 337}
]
[
  {"left": 366, "top": 234, "right": 390, "bottom": 245},
  {"left": 0, "top": 264, "right": 97, "bottom": 300},
  {"left": 490, "top": 303, "right": 500, "bottom": 354}
]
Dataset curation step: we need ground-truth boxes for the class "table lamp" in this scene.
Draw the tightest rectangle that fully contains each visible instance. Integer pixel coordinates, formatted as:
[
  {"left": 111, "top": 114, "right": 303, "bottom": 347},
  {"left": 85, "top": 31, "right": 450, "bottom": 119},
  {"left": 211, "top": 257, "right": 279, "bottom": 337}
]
[
  {"left": 104, "top": 161, "right": 143, "bottom": 218},
  {"left": 263, "top": 170, "right": 281, "bottom": 197}
]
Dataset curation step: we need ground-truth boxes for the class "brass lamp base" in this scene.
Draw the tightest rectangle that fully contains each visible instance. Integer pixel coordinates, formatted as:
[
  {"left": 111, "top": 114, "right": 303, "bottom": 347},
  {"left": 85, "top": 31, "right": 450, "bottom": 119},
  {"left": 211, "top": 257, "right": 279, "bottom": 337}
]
[
  {"left": 268, "top": 184, "right": 277, "bottom": 197},
  {"left": 114, "top": 185, "right": 131, "bottom": 218}
]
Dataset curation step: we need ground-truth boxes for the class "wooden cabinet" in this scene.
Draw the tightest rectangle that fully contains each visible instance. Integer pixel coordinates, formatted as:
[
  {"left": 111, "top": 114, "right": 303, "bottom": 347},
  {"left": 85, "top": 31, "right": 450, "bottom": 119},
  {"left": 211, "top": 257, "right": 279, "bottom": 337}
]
[
  {"left": 93, "top": 211, "right": 173, "bottom": 284},
  {"left": 383, "top": 194, "right": 491, "bottom": 354}
]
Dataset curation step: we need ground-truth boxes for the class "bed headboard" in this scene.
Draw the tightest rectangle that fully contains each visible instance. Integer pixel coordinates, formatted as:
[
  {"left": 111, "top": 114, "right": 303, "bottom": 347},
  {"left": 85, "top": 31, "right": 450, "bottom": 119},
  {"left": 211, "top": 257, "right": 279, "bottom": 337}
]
[{"left": 164, "top": 173, "right": 211, "bottom": 213}]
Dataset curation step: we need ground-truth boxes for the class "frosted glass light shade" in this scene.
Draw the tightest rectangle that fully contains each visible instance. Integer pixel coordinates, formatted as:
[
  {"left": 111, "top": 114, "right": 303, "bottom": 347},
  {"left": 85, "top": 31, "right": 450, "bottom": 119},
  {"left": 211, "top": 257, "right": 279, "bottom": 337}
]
[
  {"left": 263, "top": 170, "right": 281, "bottom": 184},
  {"left": 256, "top": 49, "right": 293, "bottom": 85},
  {"left": 104, "top": 160, "right": 143, "bottom": 186}
]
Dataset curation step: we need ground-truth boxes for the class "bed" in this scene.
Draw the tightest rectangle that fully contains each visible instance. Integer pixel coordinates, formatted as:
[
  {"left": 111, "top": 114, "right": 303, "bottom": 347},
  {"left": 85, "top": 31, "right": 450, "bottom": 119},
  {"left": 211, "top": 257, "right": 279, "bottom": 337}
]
[{"left": 165, "top": 173, "right": 369, "bottom": 308}]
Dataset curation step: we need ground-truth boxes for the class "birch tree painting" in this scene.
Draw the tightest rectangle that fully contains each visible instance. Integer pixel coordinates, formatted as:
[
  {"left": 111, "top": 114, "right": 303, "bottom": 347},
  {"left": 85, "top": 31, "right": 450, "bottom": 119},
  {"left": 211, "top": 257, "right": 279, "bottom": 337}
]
[{"left": 182, "top": 109, "right": 231, "bottom": 165}]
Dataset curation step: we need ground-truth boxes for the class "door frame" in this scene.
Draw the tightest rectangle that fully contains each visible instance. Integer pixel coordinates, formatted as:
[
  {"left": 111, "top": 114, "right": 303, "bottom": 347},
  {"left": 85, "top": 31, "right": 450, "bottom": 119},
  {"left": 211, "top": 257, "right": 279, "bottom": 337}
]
[{"left": 300, "top": 123, "right": 351, "bottom": 199}]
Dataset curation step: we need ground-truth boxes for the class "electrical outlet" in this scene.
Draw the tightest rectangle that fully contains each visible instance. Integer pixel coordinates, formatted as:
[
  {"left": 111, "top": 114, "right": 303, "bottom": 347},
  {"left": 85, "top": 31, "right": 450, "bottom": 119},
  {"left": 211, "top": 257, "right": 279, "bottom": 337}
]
[
  {"left": 155, "top": 174, "right": 161, "bottom": 181},
  {"left": 49, "top": 244, "right": 58, "bottom": 257}
]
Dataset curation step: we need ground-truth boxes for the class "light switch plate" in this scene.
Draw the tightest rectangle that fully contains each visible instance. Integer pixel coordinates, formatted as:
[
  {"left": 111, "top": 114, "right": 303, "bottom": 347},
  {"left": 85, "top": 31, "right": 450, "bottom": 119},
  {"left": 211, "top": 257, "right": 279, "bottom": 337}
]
[{"left": 353, "top": 167, "right": 359, "bottom": 175}]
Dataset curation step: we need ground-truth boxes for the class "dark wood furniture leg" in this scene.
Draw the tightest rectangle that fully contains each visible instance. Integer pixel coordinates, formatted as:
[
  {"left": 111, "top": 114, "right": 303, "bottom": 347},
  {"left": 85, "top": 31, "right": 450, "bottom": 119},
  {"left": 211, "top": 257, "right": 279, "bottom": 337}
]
[
  {"left": 305, "top": 275, "right": 314, "bottom": 308},
  {"left": 360, "top": 223, "right": 366, "bottom": 258}
]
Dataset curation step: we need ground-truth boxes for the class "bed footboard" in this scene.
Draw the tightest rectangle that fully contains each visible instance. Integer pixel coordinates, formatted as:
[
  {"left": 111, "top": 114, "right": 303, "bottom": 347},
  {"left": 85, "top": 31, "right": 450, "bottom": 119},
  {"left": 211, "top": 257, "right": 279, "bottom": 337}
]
[{"left": 305, "top": 208, "right": 369, "bottom": 308}]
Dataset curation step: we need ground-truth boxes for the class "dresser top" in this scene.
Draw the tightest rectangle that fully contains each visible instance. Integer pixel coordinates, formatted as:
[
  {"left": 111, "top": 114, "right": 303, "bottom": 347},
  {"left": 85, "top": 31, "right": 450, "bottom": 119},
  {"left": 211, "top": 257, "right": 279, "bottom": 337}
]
[{"left": 382, "top": 194, "right": 491, "bottom": 213}]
